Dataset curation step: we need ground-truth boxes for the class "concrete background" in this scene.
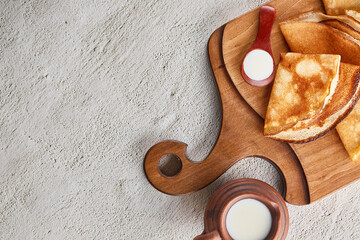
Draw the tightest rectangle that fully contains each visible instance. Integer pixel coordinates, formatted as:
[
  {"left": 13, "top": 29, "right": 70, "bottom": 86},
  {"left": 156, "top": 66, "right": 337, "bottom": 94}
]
[{"left": 1, "top": 0, "right": 360, "bottom": 239}]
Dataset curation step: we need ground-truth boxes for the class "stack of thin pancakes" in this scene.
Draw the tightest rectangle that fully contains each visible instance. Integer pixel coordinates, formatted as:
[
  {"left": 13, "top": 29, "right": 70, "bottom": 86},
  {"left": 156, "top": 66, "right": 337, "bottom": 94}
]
[
  {"left": 264, "top": 10, "right": 360, "bottom": 163},
  {"left": 322, "top": 0, "right": 360, "bottom": 15}
]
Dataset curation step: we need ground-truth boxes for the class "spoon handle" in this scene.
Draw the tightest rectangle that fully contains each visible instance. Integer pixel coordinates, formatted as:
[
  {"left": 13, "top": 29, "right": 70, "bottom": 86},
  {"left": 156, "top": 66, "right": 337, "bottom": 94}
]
[{"left": 252, "top": 6, "right": 276, "bottom": 52}]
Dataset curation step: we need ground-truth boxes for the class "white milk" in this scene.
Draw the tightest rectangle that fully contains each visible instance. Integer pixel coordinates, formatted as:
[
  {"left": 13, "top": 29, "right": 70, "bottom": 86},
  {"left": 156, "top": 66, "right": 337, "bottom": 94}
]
[
  {"left": 243, "top": 49, "right": 274, "bottom": 81},
  {"left": 225, "top": 198, "right": 272, "bottom": 240}
]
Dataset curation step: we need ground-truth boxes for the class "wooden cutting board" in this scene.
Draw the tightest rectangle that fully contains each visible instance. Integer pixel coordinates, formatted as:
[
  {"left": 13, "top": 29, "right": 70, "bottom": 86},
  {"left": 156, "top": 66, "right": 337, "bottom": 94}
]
[{"left": 144, "top": 0, "right": 360, "bottom": 205}]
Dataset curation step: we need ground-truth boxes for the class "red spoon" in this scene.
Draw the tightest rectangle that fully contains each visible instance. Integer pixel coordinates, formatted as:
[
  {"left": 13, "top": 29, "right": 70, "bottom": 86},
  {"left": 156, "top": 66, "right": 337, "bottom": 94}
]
[{"left": 241, "top": 6, "right": 276, "bottom": 87}]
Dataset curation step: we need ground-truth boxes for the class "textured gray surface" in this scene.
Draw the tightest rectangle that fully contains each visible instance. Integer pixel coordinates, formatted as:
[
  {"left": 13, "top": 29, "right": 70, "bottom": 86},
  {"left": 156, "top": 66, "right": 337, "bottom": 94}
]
[{"left": 1, "top": 0, "right": 360, "bottom": 239}]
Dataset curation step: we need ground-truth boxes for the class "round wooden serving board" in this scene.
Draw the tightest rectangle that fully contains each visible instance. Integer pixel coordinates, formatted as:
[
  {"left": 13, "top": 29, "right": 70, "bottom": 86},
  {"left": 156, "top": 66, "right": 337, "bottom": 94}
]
[{"left": 144, "top": 0, "right": 360, "bottom": 205}]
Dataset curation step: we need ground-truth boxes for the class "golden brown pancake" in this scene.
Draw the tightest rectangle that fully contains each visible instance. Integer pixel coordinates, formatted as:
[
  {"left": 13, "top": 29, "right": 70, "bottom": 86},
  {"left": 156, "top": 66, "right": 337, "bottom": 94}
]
[
  {"left": 322, "top": 0, "right": 360, "bottom": 15},
  {"left": 280, "top": 22, "right": 360, "bottom": 65},
  {"left": 283, "top": 11, "right": 360, "bottom": 32},
  {"left": 264, "top": 53, "right": 341, "bottom": 136},
  {"left": 280, "top": 11, "right": 360, "bottom": 65},
  {"left": 345, "top": 9, "right": 360, "bottom": 22},
  {"left": 270, "top": 63, "right": 360, "bottom": 143},
  {"left": 337, "top": 99, "right": 360, "bottom": 163},
  {"left": 321, "top": 19, "right": 360, "bottom": 40},
  {"left": 312, "top": 63, "right": 360, "bottom": 123},
  {"left": 279, "top": 11, "right": 360, "bottom": 152}
]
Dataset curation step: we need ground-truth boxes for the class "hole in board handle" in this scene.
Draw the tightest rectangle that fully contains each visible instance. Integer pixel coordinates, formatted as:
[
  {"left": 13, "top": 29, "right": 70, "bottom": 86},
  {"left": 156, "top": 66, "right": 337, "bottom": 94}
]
[{"left": 158, "top": 154, "right": 182, "bottom": 177}]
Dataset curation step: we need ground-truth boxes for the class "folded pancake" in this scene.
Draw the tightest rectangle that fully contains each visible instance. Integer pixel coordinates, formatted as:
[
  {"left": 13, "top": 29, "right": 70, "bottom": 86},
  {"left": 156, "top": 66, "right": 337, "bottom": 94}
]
[
  {"left": 279, "top": 11, "right": 360, "bottom": 151},
  {"left": 283, "top": 11, "right": 360, "bottom": 31},
  {"left": 269, "top": 63, "right": 360, "bottom": 143},
  {"left": 321, "top": 18, "right": 360, "bottom": 36},
  {"left": 280, "top": 22, "right": 360, "bottom": 65},
  {"left": 279, "top": 11, "right": 360, "bottom": 65},
  {"left": 345, "top": 9, "right": 360, "bottom": 22},
  {"left": 264, "top": 53, "right": 341, "bottom": 137},
  {"left": 337, "top": 100, "right": 360, "bottom": 163},
  {"left": 322, "top": 0, "right": 360, "bottom": 15}
]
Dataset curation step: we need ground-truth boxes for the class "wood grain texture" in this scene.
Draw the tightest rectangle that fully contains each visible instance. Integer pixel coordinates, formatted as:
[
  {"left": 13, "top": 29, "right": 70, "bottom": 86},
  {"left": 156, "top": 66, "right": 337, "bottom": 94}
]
[
  {"left": 144, "top": 25, "right": 309, "bottom": 205},
  {"left": 223, "top": 0, "right": 325, "bottom": 118},
  {"left": 222, "top": 0, "right": 360, "bottom": 203},
  {"left": 144, "top": 0, "right": 360, "bottom": 205}
]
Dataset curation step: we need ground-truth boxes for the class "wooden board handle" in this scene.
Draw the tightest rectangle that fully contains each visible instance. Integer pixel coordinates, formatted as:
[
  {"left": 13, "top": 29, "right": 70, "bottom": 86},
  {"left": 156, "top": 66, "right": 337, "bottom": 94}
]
[
  {"left": 143, "top": 26, "right": 310, "bottom": 205},
  {"left": 144, "top": 140, "right": 230, "bottom": 195}
]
